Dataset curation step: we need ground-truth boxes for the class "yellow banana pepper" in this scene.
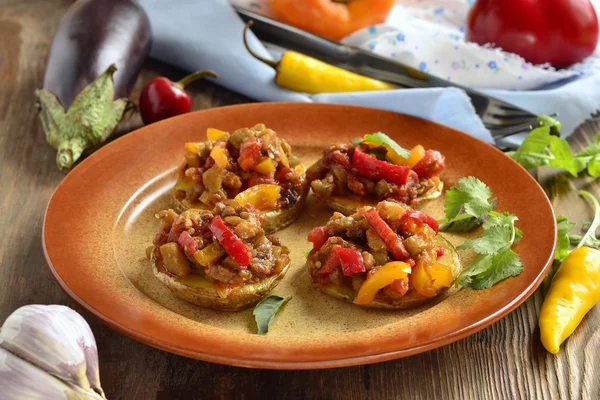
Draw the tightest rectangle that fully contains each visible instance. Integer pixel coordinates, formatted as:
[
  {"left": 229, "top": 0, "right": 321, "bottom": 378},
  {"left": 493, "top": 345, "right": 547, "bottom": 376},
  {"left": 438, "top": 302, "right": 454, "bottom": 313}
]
[
  {"left": 355, "top": 262, "right": 411, "bottom": 305},
  {"left": 243, "top": 22, "right": 396, "bottom": 95},
  {"left": 539, "top": 246, "right": 600, "bottom": 354},
  {"left": 234, "top": 184, "right": 281, "bottom": 210}
]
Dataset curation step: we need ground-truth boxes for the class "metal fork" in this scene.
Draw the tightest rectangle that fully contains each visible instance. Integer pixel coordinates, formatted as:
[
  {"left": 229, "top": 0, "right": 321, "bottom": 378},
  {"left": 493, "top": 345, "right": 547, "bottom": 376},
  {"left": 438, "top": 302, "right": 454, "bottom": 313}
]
[{"left": 235, "top": 7, "right": 540, "bottom": 142}]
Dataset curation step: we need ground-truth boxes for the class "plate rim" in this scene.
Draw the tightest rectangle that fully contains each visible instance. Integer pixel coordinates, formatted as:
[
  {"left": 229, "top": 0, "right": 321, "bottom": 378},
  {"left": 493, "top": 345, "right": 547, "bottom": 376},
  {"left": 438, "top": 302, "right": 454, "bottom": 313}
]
[{"left": 42, "top": 102, "right": 557, "bottom": 369}]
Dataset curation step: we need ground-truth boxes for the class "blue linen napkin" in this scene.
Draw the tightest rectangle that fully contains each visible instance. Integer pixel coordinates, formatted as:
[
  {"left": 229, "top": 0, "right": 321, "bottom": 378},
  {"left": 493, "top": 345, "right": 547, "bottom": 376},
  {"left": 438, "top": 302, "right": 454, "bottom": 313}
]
[{"left": 138, "top": 0, "right": 600, "bottom": 145}]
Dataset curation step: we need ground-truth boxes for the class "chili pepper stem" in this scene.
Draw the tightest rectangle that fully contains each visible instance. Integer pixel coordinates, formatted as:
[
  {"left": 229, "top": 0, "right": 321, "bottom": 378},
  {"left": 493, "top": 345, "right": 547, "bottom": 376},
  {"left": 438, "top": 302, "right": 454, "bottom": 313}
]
[
  {"left": 243, "top": 21, "right": 278, "bottom": 69},
  {"left": 174, "top": 70, "right": 218, "bottom": 90},
  {"left": 576, "top": 190, "right": 600, "bottom": 249}
]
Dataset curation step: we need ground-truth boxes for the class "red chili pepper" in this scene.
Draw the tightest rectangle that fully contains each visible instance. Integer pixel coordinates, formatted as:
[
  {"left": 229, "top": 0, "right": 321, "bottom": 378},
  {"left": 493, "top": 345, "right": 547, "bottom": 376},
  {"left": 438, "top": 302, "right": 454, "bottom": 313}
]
[
  {"left": 364, "top": 208, "right": 409, "bottom": 261},
  {"left": 209, "top": 216, "right": 251, "bottom": 268},
  {"left": 317, "top": 250, "right": 341, "bottom": 276},
  {"left": 390, "top": 277, "right": 409, "bottom": 296},
  {"left": 466, "top": 0, "right": 599, "bottom": 67},
  {"left": 400, "top": 209, "right": 439, "bottom": 233},
  {"left": 308, "top": 226, "right": 329, "bottom": 251},
  {"left": 139, "top": 70, "right": 217, "bottom": 125},
  {"left": 333, "top": 247, "right": 365, "bottom": 276},
  {"left": 352, "top": 146, "right": 410, "bottom": 185}
]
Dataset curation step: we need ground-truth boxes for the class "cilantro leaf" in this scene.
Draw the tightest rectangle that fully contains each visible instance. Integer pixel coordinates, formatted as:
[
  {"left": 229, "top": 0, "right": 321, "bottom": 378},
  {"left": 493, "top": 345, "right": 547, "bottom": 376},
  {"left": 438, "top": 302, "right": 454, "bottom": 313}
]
[
  {"left": 253, "top": 295, "right": 292, "bottom": 335},
  {"left": 352, "top": 132, "right": 410, "bottom": 158},
  {"left": 457, "top": 224, "right": 514, "bottom": 254},
  {"left": 467, "top": 250, "right": 524, "bottom": 290},
  {"left": 444, "top": 177, "right": 494, "bottom": 221},
  {"left": 555, "top": 216, "right": 576, "bottom": 262},
  {"left": 439, "top": 199, "right": 497, "bottom": 233}
]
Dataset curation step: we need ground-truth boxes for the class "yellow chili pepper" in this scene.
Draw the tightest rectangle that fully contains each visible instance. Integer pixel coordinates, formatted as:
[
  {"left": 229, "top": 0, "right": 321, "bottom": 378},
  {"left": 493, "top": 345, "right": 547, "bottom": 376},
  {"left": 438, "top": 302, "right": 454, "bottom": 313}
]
[
  {"left": 209, "top": 146, "right": 229, "bottom": 169},
  {"left": 355, "top": 261, "right": 411, "bottom": 305},
  {"left": 253, "top": 157, "right": 276, "bottom": 175},
  {"left": 539, "top": 246, "right": 600, "bottom": 354},
  {"left": 243, "top": 22, "right": 396, "bottom": 95},
  {"left": 193, "top": 242, "right": 226, "bottom": 267},
  {"left": 207, "top": 128, "right": 228, "bottom": 141},
  {"left": 234, "top": 184, "right": 281, "bottom": 210}
]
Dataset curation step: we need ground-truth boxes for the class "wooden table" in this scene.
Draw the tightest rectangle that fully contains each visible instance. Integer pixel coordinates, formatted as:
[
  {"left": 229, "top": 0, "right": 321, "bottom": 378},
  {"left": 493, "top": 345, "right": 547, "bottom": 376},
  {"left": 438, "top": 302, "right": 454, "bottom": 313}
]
[{"left": 1, "top": 1, "right": 599, "bottom": 398}]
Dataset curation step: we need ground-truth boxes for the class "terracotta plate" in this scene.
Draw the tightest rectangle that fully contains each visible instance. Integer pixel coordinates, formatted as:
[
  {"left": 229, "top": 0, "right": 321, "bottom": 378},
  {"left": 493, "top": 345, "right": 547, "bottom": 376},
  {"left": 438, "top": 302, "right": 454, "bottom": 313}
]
[{"left": 43, "top": 103, "right": 556, "bottom": 369}]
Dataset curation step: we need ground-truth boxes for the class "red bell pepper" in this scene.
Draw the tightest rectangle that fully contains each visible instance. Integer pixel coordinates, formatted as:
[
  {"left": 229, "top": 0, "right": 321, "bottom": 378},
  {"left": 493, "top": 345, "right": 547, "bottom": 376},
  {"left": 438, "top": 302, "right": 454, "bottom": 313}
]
[
  {"left": 317, "top": 250, "right": 341, "bottom": 276},
  {"left": 332, "top": 247, "right": 365, "bottom": 276},
  {"left": 400, "top": 209, "right": 439, "bottom": 233},
  {"left": 466, "top": 0, "right": 599, "bottom": 67},
  {"left": 308, "top": 226, "right": 329, "bottom": 251},
  {"left": 412, "top": 150, "right": 445, "bottom": 179},
  {"left": 238, "top": 136, "right": 264, "bottom": 171},
  {"left": 352, "top": 146, "right": 410, "bottom": 186},
  {"left": 209, "top": 216, "right": 251, "bottom": 268},
  {"left": 364, "top": 208, "right": 409, "bottom": 260},
  {"left": 390, "top": 277, "right": 409, "bottom": 296},
  {"left": 178, "top": 231, "right": 198, "bottom": 257}
]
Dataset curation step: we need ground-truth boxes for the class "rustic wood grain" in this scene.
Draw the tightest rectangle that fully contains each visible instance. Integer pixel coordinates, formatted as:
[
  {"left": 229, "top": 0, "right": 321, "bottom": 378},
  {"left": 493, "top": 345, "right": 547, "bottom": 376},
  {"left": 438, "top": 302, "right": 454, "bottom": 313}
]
[{"left": 0, "top": 1, "right": 599, "bottom": 399}]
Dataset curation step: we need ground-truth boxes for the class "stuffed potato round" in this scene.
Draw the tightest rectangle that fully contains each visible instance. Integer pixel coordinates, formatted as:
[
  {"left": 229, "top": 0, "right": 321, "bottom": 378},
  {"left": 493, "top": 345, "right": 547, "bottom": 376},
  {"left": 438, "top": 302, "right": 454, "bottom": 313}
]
[
  {"left": 307, "top": 200, "right": 461, "bottom": 309},
  {"left": 307, "top": 133, "right": 445, "bottom": 215},
  {"left": 150, "top": 201, "right": 291, "bottom": 311},
  {"left": 172, "top": 124, "right": 308, "bottom": 233}
]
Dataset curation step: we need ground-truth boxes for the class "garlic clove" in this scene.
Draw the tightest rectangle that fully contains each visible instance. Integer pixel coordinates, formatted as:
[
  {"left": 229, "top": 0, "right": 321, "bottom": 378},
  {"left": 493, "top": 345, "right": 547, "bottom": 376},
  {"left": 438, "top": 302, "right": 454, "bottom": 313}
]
[
  {"left": 0, "top": 348, "right": 105, "bottom": 399},
  {"left": 0, "top": 305, "right": 104, "bottom": 397}
]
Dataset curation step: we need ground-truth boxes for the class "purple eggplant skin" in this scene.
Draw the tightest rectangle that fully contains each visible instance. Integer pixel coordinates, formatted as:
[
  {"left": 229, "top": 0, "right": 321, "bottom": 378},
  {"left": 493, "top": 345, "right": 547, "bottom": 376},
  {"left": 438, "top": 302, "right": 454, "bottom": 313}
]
[{"left": 43, "top": 0, "right": 152, "bottom": 109}]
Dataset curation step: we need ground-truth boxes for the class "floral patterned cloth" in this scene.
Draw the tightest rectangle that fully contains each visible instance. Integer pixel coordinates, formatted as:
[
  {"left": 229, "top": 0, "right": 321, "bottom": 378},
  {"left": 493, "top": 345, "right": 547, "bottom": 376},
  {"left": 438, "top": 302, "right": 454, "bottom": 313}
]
[{"left": 233, "top": 0, "right": 599, "bottom": 91}]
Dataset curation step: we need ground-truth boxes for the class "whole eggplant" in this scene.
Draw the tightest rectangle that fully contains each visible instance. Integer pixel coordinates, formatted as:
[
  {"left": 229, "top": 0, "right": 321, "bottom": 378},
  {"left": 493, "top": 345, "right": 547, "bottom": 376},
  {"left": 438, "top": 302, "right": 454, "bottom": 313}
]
[
  {"left": 36, "top": 0, "right": 152, "bottom": 170},
  {"left": 44, "top": 0, "right": 151, "bottom": 109}
]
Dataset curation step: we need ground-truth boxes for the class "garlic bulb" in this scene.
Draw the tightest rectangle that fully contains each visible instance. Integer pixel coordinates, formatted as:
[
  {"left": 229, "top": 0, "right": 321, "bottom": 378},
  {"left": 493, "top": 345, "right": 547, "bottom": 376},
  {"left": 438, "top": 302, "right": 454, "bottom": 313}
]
[
  {"left": 0, "top": 305, "right": 105, "bottom": 399},
  {"left": 0, "top": 348, "right": 104, "bottom": 400}
]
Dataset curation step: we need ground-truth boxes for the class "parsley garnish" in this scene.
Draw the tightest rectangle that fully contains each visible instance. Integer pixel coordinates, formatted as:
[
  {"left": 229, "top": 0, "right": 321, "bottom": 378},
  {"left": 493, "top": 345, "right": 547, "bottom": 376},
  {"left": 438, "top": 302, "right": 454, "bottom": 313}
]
[
  {"left": 439, "top": 177, "right": 524, "bottom": 289},
  {"left": 352, "top": 132, "right": 411, "bottom": 158},
  {"left": 457, "top": 211, "right": 524, "bottom": 289},
  {"left": 439, "top": 177, "right": 496, "bottom": 232},
  {"left": 507, "top": 115, "right": 600, "bottom": 177}
]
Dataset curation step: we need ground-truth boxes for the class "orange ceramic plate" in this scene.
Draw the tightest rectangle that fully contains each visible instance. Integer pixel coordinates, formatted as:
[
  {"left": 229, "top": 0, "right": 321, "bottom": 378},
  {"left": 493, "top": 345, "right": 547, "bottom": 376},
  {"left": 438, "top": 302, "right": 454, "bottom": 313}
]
[{"left": 43, "top": 103, "right": 556, "bottom": 369}]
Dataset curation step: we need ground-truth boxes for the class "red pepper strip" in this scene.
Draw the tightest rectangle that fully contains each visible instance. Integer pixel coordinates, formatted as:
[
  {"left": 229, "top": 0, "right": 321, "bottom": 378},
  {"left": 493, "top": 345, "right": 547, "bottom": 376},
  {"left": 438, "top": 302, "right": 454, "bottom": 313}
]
[
  {"left": 364, "top": 208, "right": 409, "bottom": 260},
  {"left": 308, "top": 226, "right": 329, "bottom": 251},
  {"left": 178, "top": 231, "right": 198, "bottom": 257},
  {"left": 332, "top": 247, "right": 365, "bottom": 276},
  {"left": 238, "top": 136, "right": 264, "bottom": 171},
  {"left": 317, "top": 250, "right": 341, "bottom": 276},
  {"left": 436, "top": 246, "right": 445, "bottom": 257},
  {"left": 401, "top": 209, "right": 439, "bottom": 233},
  {"left": 209, "top": 216, "right": 251, "bottom": 268},
  {"left": 352, "top": 146, "right": 410, "bottom": 185}
]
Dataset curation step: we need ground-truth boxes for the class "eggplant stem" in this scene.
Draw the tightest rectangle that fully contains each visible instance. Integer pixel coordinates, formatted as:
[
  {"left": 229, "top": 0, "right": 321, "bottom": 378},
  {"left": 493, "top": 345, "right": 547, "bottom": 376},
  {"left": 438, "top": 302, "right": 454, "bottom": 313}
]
[
  {"left": 176, "top": 70, "right": 218, "bottom": 88},
  {"left": 243, "top": 21, "right": 278, "bottom": 69}
]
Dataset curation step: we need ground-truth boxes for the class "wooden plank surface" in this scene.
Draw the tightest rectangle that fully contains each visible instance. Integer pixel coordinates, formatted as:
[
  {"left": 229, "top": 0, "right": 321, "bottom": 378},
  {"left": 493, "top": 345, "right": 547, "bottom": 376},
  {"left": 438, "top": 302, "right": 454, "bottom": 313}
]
[{"left": 0, "top": 1, "right": 599, "bottom": 399}]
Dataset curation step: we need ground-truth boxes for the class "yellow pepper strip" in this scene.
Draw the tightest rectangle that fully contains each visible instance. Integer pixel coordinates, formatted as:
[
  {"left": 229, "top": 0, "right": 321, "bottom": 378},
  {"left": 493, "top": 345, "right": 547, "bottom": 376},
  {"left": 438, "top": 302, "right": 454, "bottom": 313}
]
[
  {"left": 539, "top": 246, "right": 600, "bottom": 354},
  {"left": 355, "top": 262, "right": 411, "bottom": 304},
  {"left": 207, "top": 128, "right": 228, "bottom": 141},
  {"left": 185, "top": 142, "right": 203, "bottom": 154},
  {"left": 243, "top": 22, "right": 396, "bottom": 95},
  {"left": 279, "top": 145, "right": 290, "bottom": 168},
  {"left": 426, "top": 262, "right": 453, "bottom": 288},
  {"left": 234, "top": 184, "right": 281, "bottom": 210},
  {"left": 294, "top": 163, "right": 306, "bottom": 175},
  {"left": 385, "top": 145, "right": 425, "bottom": 167},
  {"left": 410, "top": 263, "right": 438, "bottom": 298},
  {"left": 193, "top": 242, "right": 226, "bottom": 267},
  {"left": 210, "top": 147, "right": 229, "bottom": 169},
  {"left": 253, "top": 157, "right": 276, "bottom": 175}
]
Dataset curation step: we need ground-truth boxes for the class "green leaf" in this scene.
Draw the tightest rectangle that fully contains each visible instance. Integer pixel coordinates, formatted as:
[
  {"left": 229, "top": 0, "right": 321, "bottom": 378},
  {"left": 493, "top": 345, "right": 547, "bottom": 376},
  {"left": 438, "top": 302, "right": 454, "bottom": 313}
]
[
  {"left": 457, "top": 224, "right": 513, "bottom": 254},
  {"left": 547, "top": 136, "right": 585, "bottom": 176},
  {"left": 253, "top": 295, "right": 292, "bottom": 335},
  {"left": 577, "top": 191, "right": 600, "bottom": 249},
  {"left": 303, "top": 249, "right": 312, "bottom": 257},
  {"left": 555, "top": 215, "right": 576, "bottom": 262},
  {"left": 457, "top": 254, "right": 492, "bottom": 286},
  {"left": 444, "top": 177, "right": 494, "bottom": 221},
  {"left": 353, "top": 132, "right": 410, "bottom": 158},
  {"left": 35, "top": 64, "right": 128, "bottom": 170},
  {"left": 467, "top": 250, "right": 524, "bottom": 290},
  {"left": 588, "top": 159, "right": 600, "bottom": 177}
]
